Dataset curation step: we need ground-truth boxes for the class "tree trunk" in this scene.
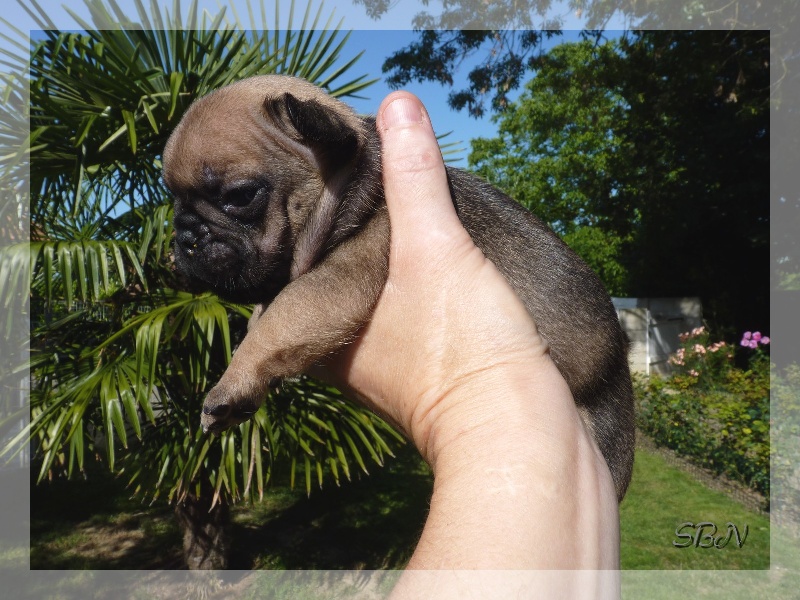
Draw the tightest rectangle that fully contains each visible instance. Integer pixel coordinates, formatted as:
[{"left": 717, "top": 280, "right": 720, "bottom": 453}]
[{"left": 174, "top": 482, "right": 231, "bottom": 570}]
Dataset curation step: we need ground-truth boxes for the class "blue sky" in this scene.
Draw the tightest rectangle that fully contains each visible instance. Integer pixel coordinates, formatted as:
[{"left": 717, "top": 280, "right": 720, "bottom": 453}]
[
  {"left": 340, "top": 28, "right": 586, "bottom": 159},
  {"left": 1, "top": 0, "right": 609, "bottom": 165}
]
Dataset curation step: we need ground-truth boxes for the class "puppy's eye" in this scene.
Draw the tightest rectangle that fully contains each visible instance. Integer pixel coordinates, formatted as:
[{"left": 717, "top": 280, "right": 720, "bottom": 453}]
[
  {"left": 226, "top": 187, "right": 259, "bottom": 208},
  {"left": 222, "top": 185, "right": 267, "bottom": 214}
]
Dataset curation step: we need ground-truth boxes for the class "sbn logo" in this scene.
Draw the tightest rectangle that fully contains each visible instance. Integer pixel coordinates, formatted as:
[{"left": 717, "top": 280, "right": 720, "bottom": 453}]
[{"left": 673, "top": 522, "right": 749, "bottom": 549}]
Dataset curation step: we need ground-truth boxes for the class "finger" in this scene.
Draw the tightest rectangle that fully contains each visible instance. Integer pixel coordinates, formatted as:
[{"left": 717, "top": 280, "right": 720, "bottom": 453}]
[{"left": 376, "top": 92, "right": 466, "bottom": 248}]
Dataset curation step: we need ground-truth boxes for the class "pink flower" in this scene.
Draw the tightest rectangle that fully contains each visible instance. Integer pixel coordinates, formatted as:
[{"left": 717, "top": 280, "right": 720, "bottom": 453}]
[
  {"left": 740, "top": 330, "right": 769, "bottom": 348},
  {"left": 689, "top": 369, "right": 699, "bottom": 377}
]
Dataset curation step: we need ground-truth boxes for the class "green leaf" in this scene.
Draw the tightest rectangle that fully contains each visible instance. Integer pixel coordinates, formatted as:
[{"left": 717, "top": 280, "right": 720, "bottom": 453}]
[
  {"left": 68, "top": 417, "right": 85, "bottom": 474},
  {"left": 341, "top": 429, "right": 368, "bottom": 475},
  {"left": 11, "top": 0, "right": 408, "bottom": 512},
  {"left": 303, "top": 455, "right": 312, "bottom": 497}
]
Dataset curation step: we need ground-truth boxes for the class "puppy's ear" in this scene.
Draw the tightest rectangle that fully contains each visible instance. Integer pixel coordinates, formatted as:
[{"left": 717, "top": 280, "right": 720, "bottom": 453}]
[
  {"left": 266, "top": 93, "right": 358, "bottom": 169},
  {"left": 266, "top": 92, "right": 364, "bottom": 280}
]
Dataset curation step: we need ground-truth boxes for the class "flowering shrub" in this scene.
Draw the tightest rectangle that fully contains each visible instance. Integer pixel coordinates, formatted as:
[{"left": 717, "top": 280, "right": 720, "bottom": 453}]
[
  {"left": 667, "top": 326, "right": 734, "bottom": 389},
  {"left": 636, "top": 327, "right": 771, "bottom": 497},
  {"left": 740, "top": 330, "right": 770, "bottom": 348}
]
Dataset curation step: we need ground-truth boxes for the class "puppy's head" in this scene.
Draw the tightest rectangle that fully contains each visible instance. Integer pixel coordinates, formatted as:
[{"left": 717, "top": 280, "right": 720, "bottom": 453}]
[{"left": 162, "top": 75, "right": 367, "bottom": 303}]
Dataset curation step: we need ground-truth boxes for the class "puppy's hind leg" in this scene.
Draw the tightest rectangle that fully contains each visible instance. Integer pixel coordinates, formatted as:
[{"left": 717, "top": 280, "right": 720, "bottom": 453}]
[{"left": 201, "top": 208, "right": 390, "bottom": 434}]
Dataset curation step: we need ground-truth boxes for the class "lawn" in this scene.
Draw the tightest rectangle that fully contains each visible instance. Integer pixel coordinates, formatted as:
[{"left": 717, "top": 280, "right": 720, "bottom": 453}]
[
  {"left": 29, "top": 445, "right": 771, "bottom": 571},
  {"left": 620, "top": 448, "right": 769, "bottom": 570}
]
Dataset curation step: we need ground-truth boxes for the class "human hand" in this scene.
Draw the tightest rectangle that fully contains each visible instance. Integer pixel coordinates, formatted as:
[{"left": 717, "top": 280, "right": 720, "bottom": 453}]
[
  {"left": 321, "top": 91, "right": 552, "bottom": 459},
  {"left": 318, "top": 92, "right": 620, "bottom": 576}
]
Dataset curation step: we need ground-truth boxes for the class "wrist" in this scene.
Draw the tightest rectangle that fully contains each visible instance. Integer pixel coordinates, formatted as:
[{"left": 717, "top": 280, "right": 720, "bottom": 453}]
[
  {"left": 411, "top": 353, "right": 577, "bottom": 471},
  {"left": 406, "top": 355, "right": 620, "bottom": 570}
]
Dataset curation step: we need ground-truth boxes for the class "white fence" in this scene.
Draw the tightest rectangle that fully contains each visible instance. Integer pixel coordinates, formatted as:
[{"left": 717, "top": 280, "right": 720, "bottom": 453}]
[{"left": 613, "top": 297, "right": 703, "bottom": 376}]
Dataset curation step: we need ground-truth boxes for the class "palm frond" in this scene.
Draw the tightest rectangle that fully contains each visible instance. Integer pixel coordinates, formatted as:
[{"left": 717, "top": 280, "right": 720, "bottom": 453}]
[
  {"left": 145, "top": 376, "right": 405, "bottom": 507},
  {"left": 25, "top": 239, "right": 144, "bottom": 307},
  {"left": 437, "top": 131, "right": 467, "bottom": 164},
  {"left": 6, "top": 0, "right": 404, "bottom": 510},
  {"left": 0, "top": 70, "right": 30, "bottom": 192}
]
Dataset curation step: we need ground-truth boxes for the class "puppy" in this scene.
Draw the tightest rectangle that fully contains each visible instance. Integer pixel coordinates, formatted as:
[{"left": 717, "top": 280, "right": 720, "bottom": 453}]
[{"left": 162, "top": 75, "right": 636, "bottom": 501}]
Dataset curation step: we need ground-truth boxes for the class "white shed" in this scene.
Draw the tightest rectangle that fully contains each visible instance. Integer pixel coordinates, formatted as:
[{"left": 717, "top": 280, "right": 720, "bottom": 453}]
[{"left": 613, "top": 297, "right": 703, "bottom": 376}]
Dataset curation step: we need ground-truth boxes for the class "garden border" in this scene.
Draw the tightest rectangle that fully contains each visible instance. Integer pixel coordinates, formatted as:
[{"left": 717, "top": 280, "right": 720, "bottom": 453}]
[{"left": 635, "top": 430, "right": 768, "bottom": 516}]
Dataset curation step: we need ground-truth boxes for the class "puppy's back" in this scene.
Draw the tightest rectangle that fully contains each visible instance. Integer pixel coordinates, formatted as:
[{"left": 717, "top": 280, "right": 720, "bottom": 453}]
[{"left": 444, "top": 168, "right": 636, "bottom": 500}]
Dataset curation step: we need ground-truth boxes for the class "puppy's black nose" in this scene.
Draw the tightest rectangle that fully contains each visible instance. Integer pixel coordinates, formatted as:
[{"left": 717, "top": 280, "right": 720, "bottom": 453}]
[
  {"left": 174, "top": 210, "right": 202, "bottom": 230},
  {"left": 175, "top": 217, "right": 211, "bottom": 255},
  {"left": 177, "top": 229, "right": 199, "bottom": 254}
]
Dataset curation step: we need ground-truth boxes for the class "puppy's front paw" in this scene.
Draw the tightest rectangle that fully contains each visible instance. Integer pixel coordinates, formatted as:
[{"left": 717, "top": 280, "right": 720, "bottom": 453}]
[{"left": 200, "top": 383, "right": 264, "bottom": 435}]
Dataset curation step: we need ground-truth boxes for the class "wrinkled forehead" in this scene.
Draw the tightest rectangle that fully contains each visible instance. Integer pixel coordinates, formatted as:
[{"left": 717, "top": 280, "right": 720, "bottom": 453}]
[{"left": 162, "top": 88, "right": 284, "bottom": 192}]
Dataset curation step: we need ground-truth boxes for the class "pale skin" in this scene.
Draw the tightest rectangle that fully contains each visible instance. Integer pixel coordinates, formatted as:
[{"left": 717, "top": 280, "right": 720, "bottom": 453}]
[{"left": 316, "top": 91, "right": 621, "bottom": 589}]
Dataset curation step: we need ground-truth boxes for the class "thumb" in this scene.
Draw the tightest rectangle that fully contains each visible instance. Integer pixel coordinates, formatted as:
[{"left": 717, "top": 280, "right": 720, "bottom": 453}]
[{"left": 376, "top": 92, "right": 468, "bottom": 255}]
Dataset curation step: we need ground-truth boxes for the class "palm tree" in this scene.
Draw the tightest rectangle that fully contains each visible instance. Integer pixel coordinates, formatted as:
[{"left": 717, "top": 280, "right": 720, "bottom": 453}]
[{"left": 0, "top": 0, "right": 403, "bottom": 569}]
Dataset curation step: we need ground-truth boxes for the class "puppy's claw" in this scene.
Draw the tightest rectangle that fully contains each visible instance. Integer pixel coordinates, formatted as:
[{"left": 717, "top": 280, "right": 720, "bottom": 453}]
[
  {"left": 200, "top": 385, "right": 264, "bottom": 434},
  {"left": 203, "top": 403, "right": 232, "bottom": 417}
]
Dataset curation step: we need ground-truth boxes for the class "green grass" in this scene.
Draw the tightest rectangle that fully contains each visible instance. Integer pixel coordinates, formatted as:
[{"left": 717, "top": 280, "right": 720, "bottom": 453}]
[
  {"left": 29, "top": 445, "right": 775, "bottom": 571},
  {"left": 29, "top": 445, "right": 433, "bottom": 570},
  {"left": 620, "top": 448, "right": 769, "bottom": 569},
  {"left": 29, "top": 464, "right": 183, "bottom": 569},
  {"left": 227, "top": 445, "right": 433, "bottom": 569}
]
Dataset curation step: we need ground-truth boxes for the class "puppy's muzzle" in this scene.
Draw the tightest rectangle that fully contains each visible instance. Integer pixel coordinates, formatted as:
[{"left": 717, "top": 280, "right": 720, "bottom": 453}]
[
  {"left": 176, "top": 227, "right": 206, "bottom": 257},
  {"left": 174, "top": 214, "right": 240, "bottom": 280},
  {"left": 174, "top": 212, "right": 209, "bottom": 254}
]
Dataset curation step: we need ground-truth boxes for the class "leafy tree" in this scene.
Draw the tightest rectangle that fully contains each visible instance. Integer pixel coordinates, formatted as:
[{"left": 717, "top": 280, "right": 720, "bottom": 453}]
[
  {"left": 469, "top": 40, "right": 631, "bottom": 294},
  {"left": 383, "top": 29, "right": 560, "bottom": 118},
  {"left": 619, "top": 31, "right": 769, "bottom": 335},
  {"left": 0, "top": 0, "right": 403, "bottom": 569},
  {"left": 469, "top": 31, "right": 769, "bottom": 336},
  {"left": 353, "top": 0, "right": 796, "bottom": 292},
  {"left": 352, "top": 0, "right": 789, "bottom": 117}
]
